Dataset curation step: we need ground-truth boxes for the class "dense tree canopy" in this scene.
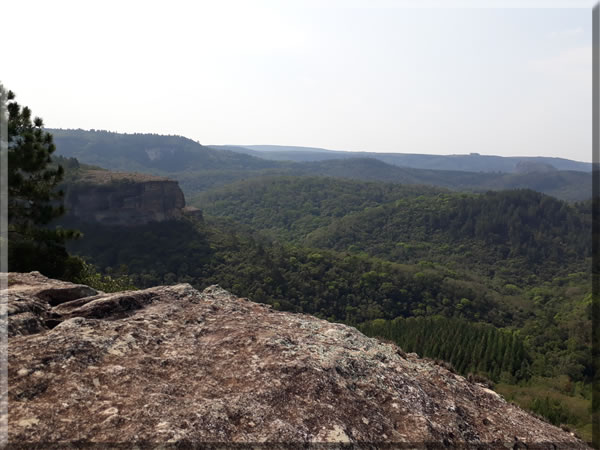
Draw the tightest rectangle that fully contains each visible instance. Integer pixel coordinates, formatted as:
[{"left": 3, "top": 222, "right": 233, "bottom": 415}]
[
  {"left": 360, "top": 316, "right": 531, "bottom": 382},
  {"left": 194, "top": 177, "right": 591, "bottom": 284}
]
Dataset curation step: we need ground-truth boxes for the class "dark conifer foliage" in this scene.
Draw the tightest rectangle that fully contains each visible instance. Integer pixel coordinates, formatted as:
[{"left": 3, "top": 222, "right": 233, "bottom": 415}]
[
  {"left": 359, "top": 316, "right": 531, "bottom": 382},
  {"left": 6, "top": 89, "right": 79, "bottom": 277}
]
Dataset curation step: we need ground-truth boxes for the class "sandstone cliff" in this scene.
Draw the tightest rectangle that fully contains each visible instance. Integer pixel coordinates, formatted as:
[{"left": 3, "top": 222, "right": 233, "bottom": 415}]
[
  {"left": 6, "top": 272, "right": 588, "bottom": 448},
  {"left": 63, "top": 170, "right": 186, "bottom": 226}
]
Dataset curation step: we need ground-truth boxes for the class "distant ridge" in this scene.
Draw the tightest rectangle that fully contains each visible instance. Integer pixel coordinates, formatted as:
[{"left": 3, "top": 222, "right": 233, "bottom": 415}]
[
  {"left": 48, "top": 129, "right": 282, "bottom": 173},
  {"left": 214, "top": 144, "right": 591, "bottom": 173},
  {"left": 49, "top": 129, "right": 591, "bottom": 201}
]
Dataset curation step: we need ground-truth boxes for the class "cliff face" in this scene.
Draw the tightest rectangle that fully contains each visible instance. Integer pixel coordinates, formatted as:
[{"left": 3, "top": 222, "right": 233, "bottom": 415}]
[
  {"left": 6, "top": 272, "right": 588, "bottom": 448},
  {"left": 64, "top": 170, "right": 185, "bottom": 226}
]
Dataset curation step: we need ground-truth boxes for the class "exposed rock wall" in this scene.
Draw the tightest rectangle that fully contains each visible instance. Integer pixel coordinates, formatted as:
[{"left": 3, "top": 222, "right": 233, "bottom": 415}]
[
  {"left": 63, "top": 170, "right": 186, "bottom": 226},
  {"left": 5, "top": 272, "right": 589, "bottom": 448}
]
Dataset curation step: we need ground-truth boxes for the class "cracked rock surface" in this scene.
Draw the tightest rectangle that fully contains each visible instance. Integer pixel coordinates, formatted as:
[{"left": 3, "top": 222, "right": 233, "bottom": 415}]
[{"left": 6, "top": 272, "right": 588, "bottom": 448}]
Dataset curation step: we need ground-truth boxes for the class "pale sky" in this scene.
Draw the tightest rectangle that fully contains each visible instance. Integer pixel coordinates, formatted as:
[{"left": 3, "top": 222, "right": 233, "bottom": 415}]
[{"left": 3, "top": 0, "right": 594, "bottom": 161}]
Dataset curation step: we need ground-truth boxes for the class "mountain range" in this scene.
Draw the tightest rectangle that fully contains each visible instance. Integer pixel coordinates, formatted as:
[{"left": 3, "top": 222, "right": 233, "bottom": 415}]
[
  {"left": 49, "top": 129, "right": 592, "bottom": 202},
  {"left": 214, "top": 144, "right": 592, "bottom": 173}
]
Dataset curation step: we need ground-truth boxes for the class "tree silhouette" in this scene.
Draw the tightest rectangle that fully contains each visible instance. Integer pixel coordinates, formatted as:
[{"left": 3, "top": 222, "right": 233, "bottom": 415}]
[{"left": 5, "top": 87, "right": 79, "bottom": 277}]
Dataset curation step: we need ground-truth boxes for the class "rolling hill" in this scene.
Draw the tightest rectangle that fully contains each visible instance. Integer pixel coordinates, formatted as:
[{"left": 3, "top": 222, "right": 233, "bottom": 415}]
[
  {"left": 50, "top": 129, "right": 592, "bottom": 201},
  {"left": 217, "top": 144, "right": 592, "bottom": 173},
  {"left": 193, "top": 176, "right": 591, "bottom": 283},
  {"left": 48, "top": 128, "right": 283, "bottom": 173}
]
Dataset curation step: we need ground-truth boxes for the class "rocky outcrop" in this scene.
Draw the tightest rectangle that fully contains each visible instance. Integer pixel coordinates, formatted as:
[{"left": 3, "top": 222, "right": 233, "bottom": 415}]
[
  {"left": 6, "top": 272, "right": 588, "bottom": 448},
  {"left": 7, "top": 272, "right": 98, "bottom": 337},
  {"left": 63, "top": 170, "right": 186, "bottom": 226}
]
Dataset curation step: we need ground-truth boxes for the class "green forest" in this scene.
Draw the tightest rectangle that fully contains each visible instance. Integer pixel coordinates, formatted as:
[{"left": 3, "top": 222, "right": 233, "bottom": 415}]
[
  {"left": 194, "top": 177, "right": 591, "bottom": 283},
  {"left": 359, "top": 316, "right": 530, "bottom": 382}
]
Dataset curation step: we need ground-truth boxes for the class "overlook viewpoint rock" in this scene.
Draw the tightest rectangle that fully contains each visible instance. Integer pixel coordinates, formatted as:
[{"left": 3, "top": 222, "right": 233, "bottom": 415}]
[{"left": 6, "top": 272, "right": 588, "bottom": 448}]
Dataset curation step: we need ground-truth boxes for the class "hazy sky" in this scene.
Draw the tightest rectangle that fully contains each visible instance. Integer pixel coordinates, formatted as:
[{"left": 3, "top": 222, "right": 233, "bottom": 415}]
[{"left": 3, "top": 0, "right": 594, "bottom": 161}]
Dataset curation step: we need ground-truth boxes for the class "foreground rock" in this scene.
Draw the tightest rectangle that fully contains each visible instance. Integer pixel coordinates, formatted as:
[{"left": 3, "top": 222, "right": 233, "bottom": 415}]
[{"left": 7, "top": 273, "right": 588, "bottom": 448}]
